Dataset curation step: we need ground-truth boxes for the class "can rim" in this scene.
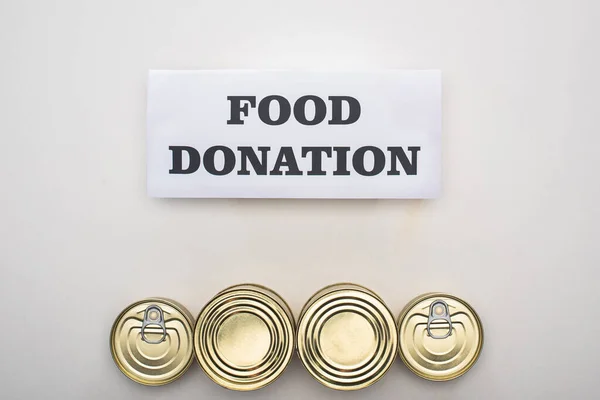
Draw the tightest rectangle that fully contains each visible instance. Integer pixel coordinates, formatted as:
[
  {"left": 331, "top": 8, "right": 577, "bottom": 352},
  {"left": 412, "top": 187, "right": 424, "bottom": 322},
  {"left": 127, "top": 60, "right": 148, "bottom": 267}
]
[
  {"left": 109, "top": 297, "right": 195, "bottom": 386},
  {"left": 298, "top": 282, "right": 385, "bottom": 321},
  {"left": 397, "top": 292, "right": 484, "bottom": 382},
  {"left": 214, "top": 283, "right": 296, "bottom": 332}
]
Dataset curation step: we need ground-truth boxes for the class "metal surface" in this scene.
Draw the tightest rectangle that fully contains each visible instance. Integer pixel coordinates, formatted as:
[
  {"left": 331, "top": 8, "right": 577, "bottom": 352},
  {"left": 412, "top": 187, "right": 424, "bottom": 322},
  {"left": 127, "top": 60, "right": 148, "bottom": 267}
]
[
  {"left": 140, "top": 305, "right": 167, "bottom": 344},
  {"left": 297, "top": 283, "right": 397, "bottom": 391},
  {"left": 397, "top": 293, "right": 483, "bottom": 381},
  {"left": 110, "top": 298, "right": 195, "bottom": 386},
  {"left": 194, "top": 284, "right": 295, "bottom": 391},
  {"left": 426, "top": 300, "right": 453, "bottom": 340}
]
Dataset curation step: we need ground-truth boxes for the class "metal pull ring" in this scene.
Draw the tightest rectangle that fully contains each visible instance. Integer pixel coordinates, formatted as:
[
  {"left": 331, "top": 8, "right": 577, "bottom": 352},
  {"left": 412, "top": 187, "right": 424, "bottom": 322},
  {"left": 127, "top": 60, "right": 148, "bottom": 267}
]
[
  {"left": 427, "top": 300, "right": 452, "bottom": 339},
  {"left": 141, "top": 305, "right": 167, "bottom": 344}
]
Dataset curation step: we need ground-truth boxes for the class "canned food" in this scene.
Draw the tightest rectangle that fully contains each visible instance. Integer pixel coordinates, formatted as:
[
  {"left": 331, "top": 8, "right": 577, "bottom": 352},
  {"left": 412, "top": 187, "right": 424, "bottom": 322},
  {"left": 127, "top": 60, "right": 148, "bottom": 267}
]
[
  {"left": 194, "top": 284, "right": 295, "bottom": 391},
  {"left": 110, "top": 298, "right": 195, "bottom": 385},
  {"left": 397, "top": 293, "right": 483, "bottom": 381},
  {"left": 297, "top": 283, "right": 397, "bottom": 390}
]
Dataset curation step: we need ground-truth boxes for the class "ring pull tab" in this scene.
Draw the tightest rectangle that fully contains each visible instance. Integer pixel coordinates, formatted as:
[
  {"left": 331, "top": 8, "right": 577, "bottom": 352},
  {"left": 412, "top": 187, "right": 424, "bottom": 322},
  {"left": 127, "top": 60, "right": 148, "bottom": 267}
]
[
  {"left": 141, "top": 305, "right": 167, "bottom": 344},
  {"left": 427, "top": 300, "right": 452, "bottom": 339}
]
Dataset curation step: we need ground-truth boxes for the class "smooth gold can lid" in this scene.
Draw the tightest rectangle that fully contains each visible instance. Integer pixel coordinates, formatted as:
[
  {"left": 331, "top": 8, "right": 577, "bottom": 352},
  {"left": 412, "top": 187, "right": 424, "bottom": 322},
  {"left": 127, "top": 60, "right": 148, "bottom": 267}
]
[
  {"left": 397, "top": 293, "right": 483, "bottom": 381},
  {"left": 194, "top": 284, "right": 295, "bottom": 391},
  {"left": 297, "top": 283, "right": 398, "bottom": 390},
  {"left": 110, "top": 298, "right": 195, "bottom": 386}
]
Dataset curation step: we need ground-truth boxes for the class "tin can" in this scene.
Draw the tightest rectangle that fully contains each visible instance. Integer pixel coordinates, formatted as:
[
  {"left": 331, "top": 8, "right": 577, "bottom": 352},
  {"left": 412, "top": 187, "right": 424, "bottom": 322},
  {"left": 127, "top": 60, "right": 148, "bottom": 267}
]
[
  {"left": 110, "top": 298, "right": 195, "bottom": 385},
  {"left": 296, "top": 283, "right": 397, "bottom": 390},
  {"left": 397, "top": 293, "right": 484, "bottom": 381},
  {"left": 194, "top": 284, "right": 295, "bottom": 391}
]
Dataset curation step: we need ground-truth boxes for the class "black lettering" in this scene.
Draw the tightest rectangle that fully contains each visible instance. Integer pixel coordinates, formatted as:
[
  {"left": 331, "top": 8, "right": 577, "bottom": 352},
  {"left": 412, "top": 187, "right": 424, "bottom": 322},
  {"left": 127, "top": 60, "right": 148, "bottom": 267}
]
[
  {"left": 270, "top": 147, "right": 302, "bottom": 175},
  {"left": 387, "top": 146, "right": 420, "bottom": 175},
  {"left": 301, "top": 147, "right": 332, "bottom": 175},
  {"left": 237, "top": 146, "right": 270, "bottom": 175},
  {"left": 353, "top": 146, "right": 385, "bottom": 176},
  {"left": 169, "top": 146, "right": 201, "bottom": 174},
  {"left": 328, "top": 96, "right": 361, "bottom": 125},
  {"left": 203, "top": 146, "right": 236, "bottom": 175},
  {"left": 294, "top": 95, "right": 327, "bottom": 125},
  {"left": 333, "top": 147, "right": 351, "bottom": 175},
  {"left": 227, "top": 96, "right": 256, "bottom": 125},
  {"left": 258, "top": 95, "right": 291, "bottom": 125}
]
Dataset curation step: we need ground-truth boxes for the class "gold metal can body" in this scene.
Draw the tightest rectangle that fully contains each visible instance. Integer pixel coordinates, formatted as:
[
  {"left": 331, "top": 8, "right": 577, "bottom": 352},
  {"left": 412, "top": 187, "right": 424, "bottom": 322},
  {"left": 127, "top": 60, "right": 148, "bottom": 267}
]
[
  {"left": 297, "top": 283, "right": 398, "bottom": 390},
  {"left": 194, "top": 284, "right": 295, "bottom": 391},
  {"left": 110, "top": 298, "right": 195, "bottom": 386},
  {"left": 397, "top": 293, "right": 484, "bottom": 381}
]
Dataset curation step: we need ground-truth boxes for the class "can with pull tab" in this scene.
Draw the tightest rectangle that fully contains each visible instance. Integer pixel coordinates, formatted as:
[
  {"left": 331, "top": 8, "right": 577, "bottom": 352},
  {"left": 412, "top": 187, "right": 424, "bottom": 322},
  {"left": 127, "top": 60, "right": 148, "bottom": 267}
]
[
  {"left": 397, "top": 293, "right": 483, "bottom": 381},
  {"left": 110, "top": 298, "right": 195, "bottom": 385}
]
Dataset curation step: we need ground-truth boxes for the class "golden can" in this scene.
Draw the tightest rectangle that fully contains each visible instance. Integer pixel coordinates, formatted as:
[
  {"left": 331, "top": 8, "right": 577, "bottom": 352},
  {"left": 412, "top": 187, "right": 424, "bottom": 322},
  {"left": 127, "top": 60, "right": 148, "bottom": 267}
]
[
  {"left": 110, "top": 298, "right": 195, "bottom": 385},
  {"left": 194, "top": 284, "right": 295, "bottom": 391},
  {"left": 397, "top": 293, "right": 483, "bottom": 381},
  {"left": 297, "top": 283, "right": 397, "bottom": 390}
]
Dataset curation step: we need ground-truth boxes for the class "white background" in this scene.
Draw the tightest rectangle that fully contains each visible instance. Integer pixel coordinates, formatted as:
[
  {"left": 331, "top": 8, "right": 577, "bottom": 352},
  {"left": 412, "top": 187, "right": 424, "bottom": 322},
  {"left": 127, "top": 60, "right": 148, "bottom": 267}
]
[{"left": 0, "top": 1, "right": 598, "bottom": 399}]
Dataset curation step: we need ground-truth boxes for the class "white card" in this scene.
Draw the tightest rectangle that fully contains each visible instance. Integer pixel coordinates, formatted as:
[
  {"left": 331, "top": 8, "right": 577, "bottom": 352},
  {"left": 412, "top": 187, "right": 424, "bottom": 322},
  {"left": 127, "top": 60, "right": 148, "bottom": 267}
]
[{"left": 147, "top": 70, "right": 441, "bottom": 198}]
